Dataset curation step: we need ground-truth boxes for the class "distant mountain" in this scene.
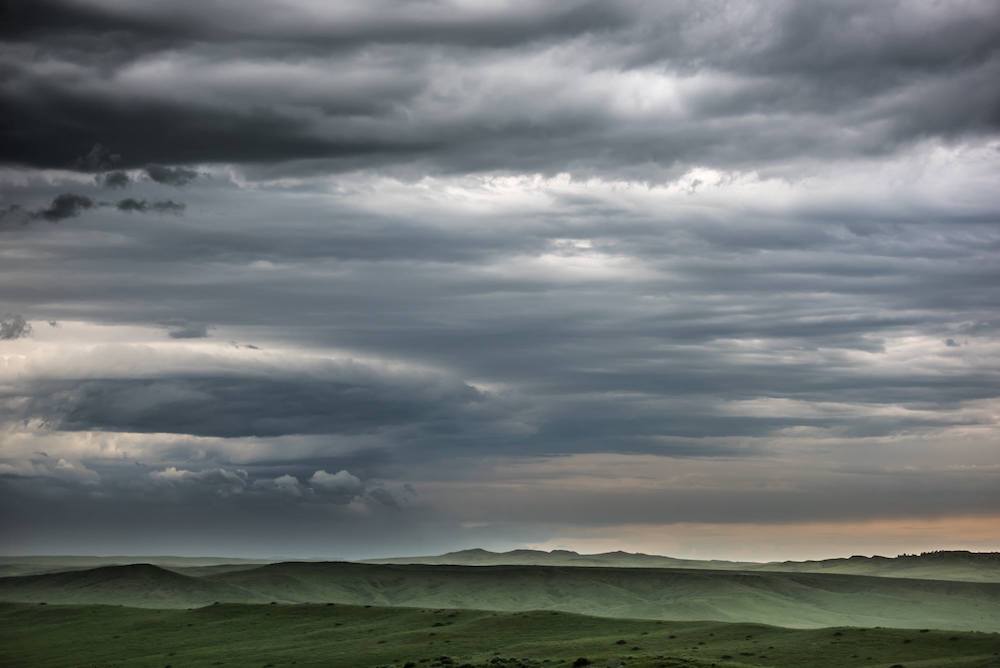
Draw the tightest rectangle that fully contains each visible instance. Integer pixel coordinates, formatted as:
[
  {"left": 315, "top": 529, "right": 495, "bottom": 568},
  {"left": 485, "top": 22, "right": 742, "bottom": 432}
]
[
  {"left": 366, "top": 549, "right": 1000, "bottom": 582},
  {"left": 368, "top": 547, "right": 746, "bottom": 570},
  {"left": 0, "top": 564, "right": 264, "bottom": 608}
]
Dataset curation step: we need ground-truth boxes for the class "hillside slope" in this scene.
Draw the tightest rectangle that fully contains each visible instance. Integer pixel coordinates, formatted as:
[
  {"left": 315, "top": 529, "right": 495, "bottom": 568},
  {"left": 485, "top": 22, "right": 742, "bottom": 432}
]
[
  {"left": 367, "top": 549, "right": 1000, "bottom": 582},
  {"left": 211, "top": 561, "right": 1000, "bottom": 631},
  {"left": 4, "top": 560, "right": 998, "bottom": 631},
  {"left": 0, "top": 564, "right": 263, "bottom": 608}
]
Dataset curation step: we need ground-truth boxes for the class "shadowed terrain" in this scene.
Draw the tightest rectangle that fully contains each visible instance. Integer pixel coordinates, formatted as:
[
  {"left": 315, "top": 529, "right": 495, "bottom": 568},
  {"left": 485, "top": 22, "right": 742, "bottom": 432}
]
[
  {"left": 0, "top": 555, "right": 278, "bottom": 578},
  {"left": 0, "top": 564, "right": 266, "bottom": 608},
  {"left": 3, "top": 602, "right": 999, "bottom": 668}
]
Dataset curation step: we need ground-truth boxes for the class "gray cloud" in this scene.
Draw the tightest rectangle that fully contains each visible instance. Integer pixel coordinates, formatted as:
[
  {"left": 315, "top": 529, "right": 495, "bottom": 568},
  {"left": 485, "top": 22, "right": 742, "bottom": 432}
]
[
  {"left": 38, "top": 193, "right": 96, "bottom": 221},
  {"left": 0, "top": 192, "right": 185, "bottom": 229},
  {"left": 164, "top": 320, "right": 209, "bottom": 339},
  {"left": 0, "top": 313, "right": 31, "bottom": 340},
  {"left": 1, "top": 1, "right": 997, "bottom": 175},
  {"left": 116, "top": 198, "right": 186, "bottom": 214},
  {"left": 73, "top": 143, "right": 120, "bottom": 172},
  {"left": 145, "top": 165, "right": 198, "bottom": 187},
  {"left": 12, "top": 368, "right": 487, "bottom": 439},
  {"left": 0, "top": 0, "right": 998, "bottom": 557},
  {"left": 98, "top": 170, "right": 130, "bottom": 189}
]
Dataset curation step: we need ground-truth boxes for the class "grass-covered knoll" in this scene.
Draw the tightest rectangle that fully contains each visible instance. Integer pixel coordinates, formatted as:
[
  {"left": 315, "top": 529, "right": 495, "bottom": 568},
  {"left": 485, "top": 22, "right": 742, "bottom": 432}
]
[
  {"left": 2, "top": 602, "right": 999, "bottom": 668},
  {"left": 210, "top": 562, "right": 1000, "bottom": 631},
  {"left": 0, "top": 564, "right": 265, "bottom": 608},
  {"left": 368, "top": 549, "right": 1000, "bottom": 583}
]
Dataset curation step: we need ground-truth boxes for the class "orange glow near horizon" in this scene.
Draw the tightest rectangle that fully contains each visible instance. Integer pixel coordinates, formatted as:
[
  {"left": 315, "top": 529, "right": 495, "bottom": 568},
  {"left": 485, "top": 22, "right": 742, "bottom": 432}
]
[{"left": 525, "top": 514, "right": 1000, "bottom": 562}]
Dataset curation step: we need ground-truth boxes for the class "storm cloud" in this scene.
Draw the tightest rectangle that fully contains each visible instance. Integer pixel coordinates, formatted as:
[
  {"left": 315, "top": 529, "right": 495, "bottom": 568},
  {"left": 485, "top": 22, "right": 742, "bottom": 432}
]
[
  {"left": 2, "top": 1, "right": 998, "bottom": 176},
  {"left": 0, "top": 0, "right": 998, "bottom": 559}
]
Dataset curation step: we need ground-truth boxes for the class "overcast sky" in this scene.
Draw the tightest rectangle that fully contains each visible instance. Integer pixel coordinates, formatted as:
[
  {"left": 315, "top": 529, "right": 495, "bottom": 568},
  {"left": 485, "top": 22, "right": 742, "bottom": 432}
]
[{"left": 1, "top": 0, "right": 999, "bottom": 561}]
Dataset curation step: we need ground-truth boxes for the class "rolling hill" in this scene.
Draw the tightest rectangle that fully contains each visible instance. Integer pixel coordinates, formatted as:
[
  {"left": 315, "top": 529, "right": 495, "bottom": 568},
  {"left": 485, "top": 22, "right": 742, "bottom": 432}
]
[
  {"left": 206, "top": 561, "right": 1000, "bottom": 631},
  {"left": 367, "top": 548, "right": 1000, "bottom": 583},
  {"left": 0, "top": 564, "right": 264, "bottom": 608},
  {"left": 3, "top": 560, "right": 999, "bottom": 631}
]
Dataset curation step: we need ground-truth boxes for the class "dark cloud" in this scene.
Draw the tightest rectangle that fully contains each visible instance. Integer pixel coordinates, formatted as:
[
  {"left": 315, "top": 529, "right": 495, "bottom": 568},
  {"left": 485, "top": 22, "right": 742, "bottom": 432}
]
[
  {"left": 116, "top": 198, "right": 186, "bottom": 214},
  {"left": 164, "top": 320, "right": 209, "bottom": 339},
  {"left": 73, "top": 143, "right": 120, "bottom": 172},
  {"left": 38, "top": 193, "right": 95, "bottom": 221},
  {"left": 0, "top": 1, "right": 997, "bottom": 174},
  {"left": 13, "top": 370, "right": 486, "bottom": 438},
  {"left": 365, "top": 486, "right": 402, "bottom": 509},
  {"left": 144, "top": 165, "right": 198, "bottom": 187},
  {"left": 0, "top": 192, "right": 184, "bottom": 230},
  {"left": 0, "top": 313, "right": 31, "bottom": 340},
  {"left": 98, "top": 170, "right": 130, "bottom": 189}
]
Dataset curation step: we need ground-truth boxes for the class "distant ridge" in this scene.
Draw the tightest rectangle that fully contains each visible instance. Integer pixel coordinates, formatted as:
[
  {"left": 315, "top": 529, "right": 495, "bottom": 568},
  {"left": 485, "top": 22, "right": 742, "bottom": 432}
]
[
  {"left": 365, "top": 549, "right": 1000, "bottom": 582},
  {"left": 0, "top": 555, "right": 279, "bottom": 578},
  {"left": 0, "top": 563, "right": 264, "bottom": 608}
]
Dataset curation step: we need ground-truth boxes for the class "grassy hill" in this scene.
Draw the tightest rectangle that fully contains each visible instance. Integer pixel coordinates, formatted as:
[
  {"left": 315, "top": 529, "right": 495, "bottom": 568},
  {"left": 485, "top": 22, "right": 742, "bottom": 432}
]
[
  {"left": 3, "top": 561, "right": 998, "bottom": 631},
  {"left": 4, "top": 601, "right": 1000, "bottom": 668},
  {"left": 207, "top": 561, "right": 1000, "bottom": 632},
  {"left": 367, "top": 549, "right": 1000, "bottom": 583},
  {"left": 0, "top": 564, "right": 265, "bottom": 608}
]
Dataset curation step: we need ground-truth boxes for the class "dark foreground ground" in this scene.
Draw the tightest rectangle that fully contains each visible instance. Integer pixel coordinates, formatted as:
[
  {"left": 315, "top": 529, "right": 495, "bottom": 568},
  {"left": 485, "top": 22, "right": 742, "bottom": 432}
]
[{"left": 3, "top": 602, "right": 1000, "bottom": 668}]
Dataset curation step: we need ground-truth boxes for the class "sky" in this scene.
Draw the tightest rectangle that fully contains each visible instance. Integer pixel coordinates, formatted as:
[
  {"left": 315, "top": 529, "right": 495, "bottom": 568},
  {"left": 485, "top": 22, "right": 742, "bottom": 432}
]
[{"left": 1, "top": 0, "right": 999, "bottom": 561}]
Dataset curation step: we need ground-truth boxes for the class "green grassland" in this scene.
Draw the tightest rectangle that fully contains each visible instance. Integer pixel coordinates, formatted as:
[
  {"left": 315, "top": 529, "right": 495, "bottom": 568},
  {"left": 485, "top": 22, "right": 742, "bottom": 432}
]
[
  {"left": 3, "top": 601, "right": 999, "bottom": 668},
  {"left": 367, "top": 550, "right": 1000, "bottom": 583},
  {"left": 2, "top": 561, "right": 999, "bottom": 632}
]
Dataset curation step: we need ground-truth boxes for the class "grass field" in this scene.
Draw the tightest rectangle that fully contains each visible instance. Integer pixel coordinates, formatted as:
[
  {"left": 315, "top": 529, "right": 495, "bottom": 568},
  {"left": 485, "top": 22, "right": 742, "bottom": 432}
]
[{"left": 3, "top": 601, "right": 1000, "bottom": 668}]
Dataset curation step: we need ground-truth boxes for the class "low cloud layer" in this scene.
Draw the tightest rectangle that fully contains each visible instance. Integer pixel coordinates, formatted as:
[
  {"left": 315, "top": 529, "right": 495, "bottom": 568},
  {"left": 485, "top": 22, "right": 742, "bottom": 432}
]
[{"left": 0, "top": 0, "right": 998, "bottom": 558}]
